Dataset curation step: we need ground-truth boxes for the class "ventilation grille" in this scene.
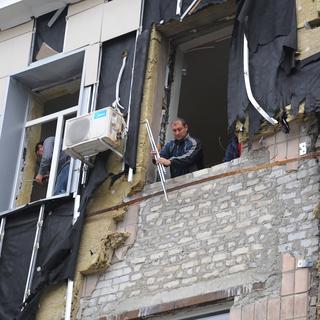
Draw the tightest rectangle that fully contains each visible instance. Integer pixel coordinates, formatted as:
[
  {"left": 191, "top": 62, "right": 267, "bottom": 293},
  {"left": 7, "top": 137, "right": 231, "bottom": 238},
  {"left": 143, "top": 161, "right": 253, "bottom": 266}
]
[{"left": 65, "top": 117, "right": 90, "bottom": 146}]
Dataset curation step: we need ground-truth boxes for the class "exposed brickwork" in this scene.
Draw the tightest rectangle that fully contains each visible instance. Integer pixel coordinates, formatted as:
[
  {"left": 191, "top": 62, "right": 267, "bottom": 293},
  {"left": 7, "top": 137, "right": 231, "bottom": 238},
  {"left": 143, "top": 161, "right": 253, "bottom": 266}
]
[
  {"left": 78, "top": 144, "right": 320, "bottom": 319},
  {"left": 229, "top": 253, "right": 313, "bottom": 319}
]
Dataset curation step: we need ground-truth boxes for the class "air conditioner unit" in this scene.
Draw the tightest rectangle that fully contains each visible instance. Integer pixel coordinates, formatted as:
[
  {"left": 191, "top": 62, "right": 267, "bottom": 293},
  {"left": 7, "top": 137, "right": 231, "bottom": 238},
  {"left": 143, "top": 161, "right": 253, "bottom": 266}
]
[{"left": 63, "top": 107, "right": 124, "bottom": 159}]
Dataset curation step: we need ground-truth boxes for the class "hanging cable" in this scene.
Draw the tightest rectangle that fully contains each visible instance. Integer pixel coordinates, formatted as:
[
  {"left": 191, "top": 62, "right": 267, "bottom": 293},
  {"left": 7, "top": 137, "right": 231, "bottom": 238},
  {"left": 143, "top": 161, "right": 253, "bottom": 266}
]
[
  {"left": 112, "top": 51, "right": 128, "bottom": 113},
  {"left": 243, "top": 33, "right": 278, "bottom": 125}
]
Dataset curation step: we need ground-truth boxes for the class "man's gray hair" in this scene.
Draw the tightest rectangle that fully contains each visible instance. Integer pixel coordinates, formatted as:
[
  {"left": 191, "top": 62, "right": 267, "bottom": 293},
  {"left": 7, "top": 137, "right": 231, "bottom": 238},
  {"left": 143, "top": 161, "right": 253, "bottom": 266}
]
[{"left": 171, "top": 118, "right": 187, "bottom": 127}]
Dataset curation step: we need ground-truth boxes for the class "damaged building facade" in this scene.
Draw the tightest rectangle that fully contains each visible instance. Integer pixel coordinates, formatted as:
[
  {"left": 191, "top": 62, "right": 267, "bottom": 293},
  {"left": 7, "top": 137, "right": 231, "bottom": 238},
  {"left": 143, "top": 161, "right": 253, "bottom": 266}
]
[{"left": 0, "top": 0, "right": 320, "bottom": 319}]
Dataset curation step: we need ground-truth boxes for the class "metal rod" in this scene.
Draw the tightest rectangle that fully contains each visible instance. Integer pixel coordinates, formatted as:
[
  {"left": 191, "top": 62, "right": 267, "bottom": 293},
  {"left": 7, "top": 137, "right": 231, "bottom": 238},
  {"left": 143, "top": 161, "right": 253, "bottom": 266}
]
[
  {"left": 176, "top": 0, "right": 183, "bottom": 15},
  {"left": 128, "top": 168, "right": 134, "bottom": 183},
  {"left": 243, "top": 34, "right": 278, "bottom": 125},
  {"left": 145, "top": 120, "right": 168, "bottom": 201},
  {"left": 0, "top": 218, "right": 6, "bottom": 258},
  {"left": 48, "top": 6, "right": 66, "bottom": 28},
  {"left": 180, "top": 0, "right": 200, "bottom": 21},
  {"left": 64, "top": 191, "right": 81, "bottom": 320},
  {"left": 145, "top": 120, "right": 166, "bottom": 176},
  {"left": 65, "top": 280, "right": 74, "bottom": 320},
  {"left": 23, "top": 204, "right": 45, "bottom": 303},
  {"left": 46, "top": 115, "right": 64, "bottom": 197},
  {"left": 127, "top": 31, "right": 140, "bottom": 183}
]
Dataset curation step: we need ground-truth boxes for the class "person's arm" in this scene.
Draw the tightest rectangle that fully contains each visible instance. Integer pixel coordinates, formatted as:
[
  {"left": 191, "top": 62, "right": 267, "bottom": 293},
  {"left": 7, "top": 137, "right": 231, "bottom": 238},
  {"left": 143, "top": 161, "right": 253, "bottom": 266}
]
[
  {"left": 170, "top": 137, "right": 202, "bottom": 168},
  {"left": 38, "top": 137, "right": 54, "bottom": 176},
  {"left": 159, "top": 142, "right": 171, "bottom": 160}
]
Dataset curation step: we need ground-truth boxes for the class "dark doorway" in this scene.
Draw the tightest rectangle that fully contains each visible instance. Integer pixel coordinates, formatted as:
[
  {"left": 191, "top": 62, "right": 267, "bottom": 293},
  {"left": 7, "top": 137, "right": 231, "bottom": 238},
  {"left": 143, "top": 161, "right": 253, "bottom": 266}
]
[{"left": 177, "top": 37, "right": 231, "bottom": 168}]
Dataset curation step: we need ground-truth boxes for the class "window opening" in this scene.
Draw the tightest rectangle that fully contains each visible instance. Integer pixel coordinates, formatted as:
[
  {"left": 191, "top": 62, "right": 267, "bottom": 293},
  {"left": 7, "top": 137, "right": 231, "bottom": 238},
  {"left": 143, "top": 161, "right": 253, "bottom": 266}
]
[
  {"left": 167, "top": 28, "right": 232, "bottom": 168},
  {"left": 16, "top": 107, "right": 77, "bottom": 205},
  {"left": 148, "top": 301, "right": 231, "bottom": 320},
  {"left": 27, "top": 78, "right": 81, "bottom": 121},
  {"left": 0, "top": 51, "right": 85, "bottom": 211},
  {"left": 32, "top": 6, "right": 68, "bottom": 62}
]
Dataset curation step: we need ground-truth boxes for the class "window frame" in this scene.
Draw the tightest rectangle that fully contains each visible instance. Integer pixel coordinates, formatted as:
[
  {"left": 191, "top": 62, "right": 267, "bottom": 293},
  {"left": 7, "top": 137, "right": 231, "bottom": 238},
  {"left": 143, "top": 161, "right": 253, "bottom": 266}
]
[{"left": 0, "top": 48, "right": 98, "bottom": 210}]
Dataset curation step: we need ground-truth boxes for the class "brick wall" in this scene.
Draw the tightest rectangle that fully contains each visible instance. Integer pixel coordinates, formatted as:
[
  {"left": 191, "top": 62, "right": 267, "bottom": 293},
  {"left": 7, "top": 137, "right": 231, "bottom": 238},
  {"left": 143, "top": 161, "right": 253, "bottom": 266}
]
[
  {"left": 78, "top": 139, "right": 320, "bottom": 319},
  {"left": 230, "top": 253, "right": 315, "bottom": 319}
]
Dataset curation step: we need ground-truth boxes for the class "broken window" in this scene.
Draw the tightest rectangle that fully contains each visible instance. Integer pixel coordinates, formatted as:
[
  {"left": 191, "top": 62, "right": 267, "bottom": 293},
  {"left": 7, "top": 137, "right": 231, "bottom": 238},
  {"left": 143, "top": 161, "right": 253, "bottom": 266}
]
[{"left": 32, "top": 6, "right": 68, "bottom": 62}]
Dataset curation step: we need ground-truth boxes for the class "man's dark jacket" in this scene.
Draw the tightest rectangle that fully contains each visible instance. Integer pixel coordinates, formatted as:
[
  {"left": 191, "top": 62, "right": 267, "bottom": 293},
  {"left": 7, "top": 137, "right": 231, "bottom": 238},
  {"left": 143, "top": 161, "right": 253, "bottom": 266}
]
[{"left": 160, "top": 134, "right": 203, "bottom": 178}]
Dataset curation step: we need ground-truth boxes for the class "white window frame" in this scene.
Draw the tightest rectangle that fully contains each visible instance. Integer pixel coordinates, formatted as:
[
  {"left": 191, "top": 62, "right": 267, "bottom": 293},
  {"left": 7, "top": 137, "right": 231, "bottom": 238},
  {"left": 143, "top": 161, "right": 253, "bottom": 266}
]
[
  {"left": 1, "top": 48, "right": 96, "bottom": 209},
  {"left": 20, "top": 106, "right": 77, "bottom": 199}
]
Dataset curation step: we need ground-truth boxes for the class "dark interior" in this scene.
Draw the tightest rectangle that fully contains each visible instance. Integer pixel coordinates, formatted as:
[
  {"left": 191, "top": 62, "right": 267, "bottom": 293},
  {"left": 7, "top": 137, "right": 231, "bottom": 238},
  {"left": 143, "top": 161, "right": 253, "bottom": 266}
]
[{"left": 178, "top": 37, "right": 231, "bottom": 168}]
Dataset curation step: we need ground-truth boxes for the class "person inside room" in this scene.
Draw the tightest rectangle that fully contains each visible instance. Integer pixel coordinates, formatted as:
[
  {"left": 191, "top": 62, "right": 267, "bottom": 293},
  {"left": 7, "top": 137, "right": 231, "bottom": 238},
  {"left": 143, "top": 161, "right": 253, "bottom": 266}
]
[
  {"left": 151, "top": 118, "right": 203, "bottom": 178},
  {"left": 35, "top": 136, "right": 70, "bottom": 195}
]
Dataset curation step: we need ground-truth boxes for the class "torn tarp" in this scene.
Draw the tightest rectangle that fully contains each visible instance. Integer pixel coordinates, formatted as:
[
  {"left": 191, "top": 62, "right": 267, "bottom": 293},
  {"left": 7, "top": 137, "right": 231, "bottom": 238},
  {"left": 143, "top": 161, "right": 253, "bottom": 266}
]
[
  {"left": 0, "top": 152, "right": 113, "bottom": 319},
  {"left": 32, "top": 7, "right": 68, "bottom": 62},
  {"left": 228, "top": 0, "right": 320, "bottom": 140},
  {"left": 0, "top": 197, "right": 73, "bottom": 320}
]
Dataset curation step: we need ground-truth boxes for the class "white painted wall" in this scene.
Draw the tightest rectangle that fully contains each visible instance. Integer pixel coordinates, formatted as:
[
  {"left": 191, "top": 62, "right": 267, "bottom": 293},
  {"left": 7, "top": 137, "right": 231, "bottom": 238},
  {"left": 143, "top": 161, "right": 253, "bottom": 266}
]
[{"left": 0, "top": 20, "right": 33, "bottom": 78}]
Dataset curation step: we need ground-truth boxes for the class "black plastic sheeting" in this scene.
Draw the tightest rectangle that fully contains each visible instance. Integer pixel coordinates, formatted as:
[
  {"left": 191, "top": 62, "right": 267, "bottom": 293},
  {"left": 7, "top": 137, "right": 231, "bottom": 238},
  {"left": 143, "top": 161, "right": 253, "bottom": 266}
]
[
  {"left": 97, "top": 0, "right": 226, "bottom": 170},
  {"left": 32, "top": 7, "right": 68, "bottom": 62},
  {"left": 0, "top": 209, "right": 38, "bottom": 320},
  {"left": 97, "top": 31, "right": 150, "bottom": 171},
  {"left": 228, "top": 0, "right": 320, "bottom": 140},
  {"left": 0, "top": 151, "right": 112, "bottom": 319}
]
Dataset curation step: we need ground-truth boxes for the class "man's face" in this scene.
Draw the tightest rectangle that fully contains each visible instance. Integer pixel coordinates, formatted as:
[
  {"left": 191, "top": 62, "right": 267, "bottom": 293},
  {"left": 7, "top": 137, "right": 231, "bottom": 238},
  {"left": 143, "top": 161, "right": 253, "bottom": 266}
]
[
  {"left": 36, "top": 145, "right": 44, "bottom": 158},
  {"left": 171, "top": 121, "right": 188, "bottom": 141}
]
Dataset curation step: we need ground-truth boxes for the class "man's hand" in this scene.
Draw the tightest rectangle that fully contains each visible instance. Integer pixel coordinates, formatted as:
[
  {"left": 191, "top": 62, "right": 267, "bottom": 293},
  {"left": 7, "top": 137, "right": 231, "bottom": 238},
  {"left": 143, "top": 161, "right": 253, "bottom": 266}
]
[
  {"left": 150, "top": 150, "right": 157, "bottom": 157},
  {"left": 35, "top": 174, "right": 44, "bottom": 184},
  {"left": 158, "top": 157, "right": 171, "bottom": 166}
]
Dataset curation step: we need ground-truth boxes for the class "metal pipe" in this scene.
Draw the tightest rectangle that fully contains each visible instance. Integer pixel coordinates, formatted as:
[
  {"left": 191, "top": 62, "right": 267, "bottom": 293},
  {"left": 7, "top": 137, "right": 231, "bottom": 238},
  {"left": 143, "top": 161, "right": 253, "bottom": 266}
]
[
  {"left": 176, "top": 0, "right": 183, "bottom": 15},
  {"left": 145, "top": 120, "right": 166, "bottom": 176},
  {"left": 127, "top": 31, "right": 139, "bottom": 183},
  {"left": 64, "top": 280, "right": 74, "bottom": 320},
  {"left": 180, "top": 0, "right": 200, "bottom": 21},
  {"left": 243, "top": 34, "right": 278, "bottom": 125},
  {"left": 145, "top": 120, "right": 168, "bottom": 201},
  {"left": 128, "top": 168, "right": 134, "bottom": 183},
  {"left": 0, "top": 218, "right": 6, "bottom": 258},
  {"left": 145, "top": 122, "right": 165, "bottom": 178},
  {"left": 46, "top": 115, "right": 64, "bottom": 197},
  {"left": 23, "top": 204, "right": 45, "bottom": 303},
  {"left": 64, "top": 187, "right": 82, "bottom": 320}
]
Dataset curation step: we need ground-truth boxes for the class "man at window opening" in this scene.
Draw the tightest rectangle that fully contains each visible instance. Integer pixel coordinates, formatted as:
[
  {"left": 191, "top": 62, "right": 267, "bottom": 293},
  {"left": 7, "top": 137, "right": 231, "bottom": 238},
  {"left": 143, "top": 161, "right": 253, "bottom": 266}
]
[
  {"left": 152, "top": 118, "right": 203, "bottom": 178},
  {"left": 35, "top": 137, "right": 70, "bottom": 195}
]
